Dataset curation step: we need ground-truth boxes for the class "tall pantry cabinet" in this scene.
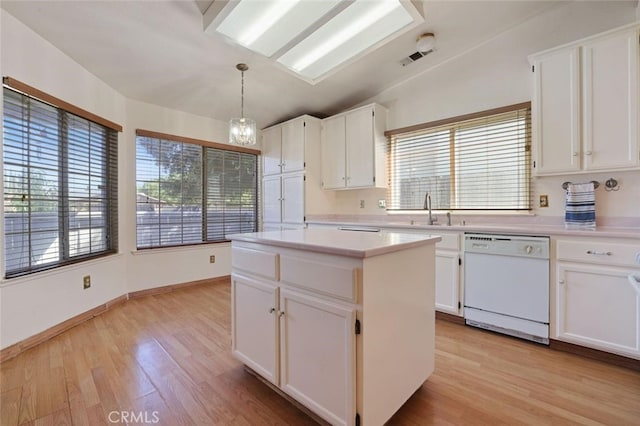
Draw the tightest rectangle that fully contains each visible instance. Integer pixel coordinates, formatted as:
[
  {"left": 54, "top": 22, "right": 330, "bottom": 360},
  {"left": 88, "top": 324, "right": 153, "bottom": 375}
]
[{"left": 261, "top": 115, "right": 322, "bottom": 231}]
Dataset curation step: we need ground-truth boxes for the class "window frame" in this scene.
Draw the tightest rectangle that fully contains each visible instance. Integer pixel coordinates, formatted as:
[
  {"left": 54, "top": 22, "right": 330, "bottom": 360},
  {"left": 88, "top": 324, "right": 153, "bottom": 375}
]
[
  {"left": 2, "top": 80, "right": 120, "bottom": 278},
  {"left": 385, "top": 102, "right": 532, "bottom": 212},
  {"left": 134, "top": 130, "right": 260, "bottom": 250}
]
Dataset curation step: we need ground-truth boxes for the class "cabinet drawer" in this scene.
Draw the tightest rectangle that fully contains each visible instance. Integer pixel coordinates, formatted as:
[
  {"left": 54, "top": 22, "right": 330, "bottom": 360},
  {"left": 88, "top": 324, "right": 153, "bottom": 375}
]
[
  {"left": 280, "top": 255, "right": 358, "bottom": 302},
  {"left": 435, "top": 233, "right": 460, "bottom": 251},
  {"left": 557, "top": 240, "right": 640, "bottom": 267},
  {"left": 232, "top": 247, "right": 279, "bottom": 280}
]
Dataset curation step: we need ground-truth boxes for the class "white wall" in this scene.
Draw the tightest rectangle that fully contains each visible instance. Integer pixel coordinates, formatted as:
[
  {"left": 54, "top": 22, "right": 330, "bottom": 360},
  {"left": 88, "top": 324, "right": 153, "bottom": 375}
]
[
  {"left": 0, "top": 11, "right": 235, "bottom": 349},
  {"left": 0, "top": 10, "right": 128, "bottom": 348},
  {"left": 324, "top": 1, "right": 640, "bottom": 219}
]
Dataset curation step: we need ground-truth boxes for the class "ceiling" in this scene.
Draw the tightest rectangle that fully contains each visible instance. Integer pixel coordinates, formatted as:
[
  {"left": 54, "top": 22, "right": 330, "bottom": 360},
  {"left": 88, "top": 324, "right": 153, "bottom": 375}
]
[{"left": 2, "top": 0, "right": 570, "bottom": 129}]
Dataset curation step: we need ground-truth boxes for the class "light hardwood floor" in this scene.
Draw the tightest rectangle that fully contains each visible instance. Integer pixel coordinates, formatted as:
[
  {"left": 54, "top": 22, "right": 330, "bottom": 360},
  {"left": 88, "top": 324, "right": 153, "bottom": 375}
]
[{"left": 1, "top": 281, "right": 639, "bottom": 425}]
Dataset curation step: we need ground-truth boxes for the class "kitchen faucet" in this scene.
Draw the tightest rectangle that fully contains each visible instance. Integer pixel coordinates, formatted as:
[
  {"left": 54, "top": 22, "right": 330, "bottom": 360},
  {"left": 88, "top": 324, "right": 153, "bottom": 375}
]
[{"left": 423, "top": 193, "right": 437, "bottom": 225}]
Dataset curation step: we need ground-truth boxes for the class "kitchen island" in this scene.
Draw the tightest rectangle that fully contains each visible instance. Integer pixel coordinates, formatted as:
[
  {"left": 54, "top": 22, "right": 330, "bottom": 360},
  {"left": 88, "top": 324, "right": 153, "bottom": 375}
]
[{"left": 229, "top": 229, "right": 441, "bottom": 426}]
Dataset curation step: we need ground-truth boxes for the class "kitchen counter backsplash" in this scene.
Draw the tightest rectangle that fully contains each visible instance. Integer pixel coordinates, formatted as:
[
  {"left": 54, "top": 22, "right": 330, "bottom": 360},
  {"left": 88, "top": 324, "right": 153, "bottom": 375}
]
[{"left": 305, "top": 214, "right": 640, "bottom": 239}]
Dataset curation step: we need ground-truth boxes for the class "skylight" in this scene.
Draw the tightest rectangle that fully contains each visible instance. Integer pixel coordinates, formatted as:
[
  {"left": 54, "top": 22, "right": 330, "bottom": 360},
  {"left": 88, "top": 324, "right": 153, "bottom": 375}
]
[{"left": 206, "top": 0, "right": 423, "bottom": 84}]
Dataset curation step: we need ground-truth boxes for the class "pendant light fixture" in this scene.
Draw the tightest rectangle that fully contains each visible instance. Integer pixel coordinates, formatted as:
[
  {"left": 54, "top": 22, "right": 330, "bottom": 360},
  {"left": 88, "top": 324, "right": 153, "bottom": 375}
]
[{"left": 229, "top": 63, "right": 257, "bottom": 145}]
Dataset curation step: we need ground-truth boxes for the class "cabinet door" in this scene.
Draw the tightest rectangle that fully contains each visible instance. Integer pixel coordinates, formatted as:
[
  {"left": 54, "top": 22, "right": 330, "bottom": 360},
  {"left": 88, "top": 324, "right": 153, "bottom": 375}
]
[
  {"left": 435, "top": 251, "right": 460, "bottom": 315},
  {"left": 281, "top": 173, "right": 304, "bottom": 224},
  {"left": 321, "top": 115, "right": 346, "bottom": 189},
  {"left": 282, "top": 118, "right": 305, "bottom": 173},
  {"left": 345, "top": 107, "right": 375, "bottom": 188},
  {"left": 232, "top": 275, "right": 279, "bottom": 385},
  {"left": 262, "top": 126, "right": 282, "bottom": 176},
  {"left": 557, "top": 264, "right": 640, "bottom": 358},
  {"left": 582, "top": 29, "right": 639, "bottom": 171},
  {"left": 263, "top": 175, "right": 282, "bottom": 223},
  {"left": 532, "top": 47, "right": 581, "bottom": 175},
  {"left": 279, "top": 289, "right": 356, "bottom": 426}
]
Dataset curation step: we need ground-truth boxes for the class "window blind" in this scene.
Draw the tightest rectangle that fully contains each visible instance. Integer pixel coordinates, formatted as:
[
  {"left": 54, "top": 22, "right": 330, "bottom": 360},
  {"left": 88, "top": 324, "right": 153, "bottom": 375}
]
[
  {"left": 387, "top": 106, "right": 531, "bottom": 211},
  {"left": 135, "top": 134, "right": 257, "bottom": 249},
  {"left": 3, "top": 87, "right": 118, "bottom": 278}
]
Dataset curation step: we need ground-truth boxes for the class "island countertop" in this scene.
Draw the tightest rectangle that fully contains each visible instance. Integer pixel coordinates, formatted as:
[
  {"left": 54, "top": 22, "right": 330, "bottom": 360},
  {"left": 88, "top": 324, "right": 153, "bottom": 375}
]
[{"left": 228, "top": 228, "right": 441, "bottom": 258}]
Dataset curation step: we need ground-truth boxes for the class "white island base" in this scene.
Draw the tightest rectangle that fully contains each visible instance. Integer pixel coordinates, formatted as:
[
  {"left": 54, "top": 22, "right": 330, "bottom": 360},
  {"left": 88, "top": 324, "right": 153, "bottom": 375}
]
[{"left": 229, "top": 229, "right": 440, "bottom": 426}]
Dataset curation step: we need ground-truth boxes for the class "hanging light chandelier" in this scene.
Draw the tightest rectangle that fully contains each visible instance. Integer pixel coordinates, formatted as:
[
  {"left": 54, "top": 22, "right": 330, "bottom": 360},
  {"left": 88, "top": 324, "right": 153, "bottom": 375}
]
[{"left": 229, "top": 63, "right": 257, "bottom": 146}]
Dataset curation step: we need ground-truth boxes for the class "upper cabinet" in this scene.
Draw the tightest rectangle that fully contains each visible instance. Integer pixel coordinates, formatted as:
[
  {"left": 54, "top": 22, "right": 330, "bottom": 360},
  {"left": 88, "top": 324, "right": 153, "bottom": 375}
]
[
  {"left": 262, "top": 116, "right": 309, "bottom": 176},
  {"left": 530, "top": 24, "right": 639, "bottom": 176},
  {"left": 321, "top": 103, "right": 387, "bottom": 190}
]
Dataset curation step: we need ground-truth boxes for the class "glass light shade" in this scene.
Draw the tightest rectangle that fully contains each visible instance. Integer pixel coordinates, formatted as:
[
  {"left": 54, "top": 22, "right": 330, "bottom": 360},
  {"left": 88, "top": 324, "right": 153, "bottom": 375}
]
[{"left": 229, "top": 117, "right": 257, "bottom": 145}]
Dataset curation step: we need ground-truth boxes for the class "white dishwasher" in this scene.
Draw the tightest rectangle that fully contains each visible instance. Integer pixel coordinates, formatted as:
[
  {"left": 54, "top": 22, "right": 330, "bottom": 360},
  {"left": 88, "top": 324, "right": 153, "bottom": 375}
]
[{"left": 464, "top": 233, "right": 550, "bottom": 344}]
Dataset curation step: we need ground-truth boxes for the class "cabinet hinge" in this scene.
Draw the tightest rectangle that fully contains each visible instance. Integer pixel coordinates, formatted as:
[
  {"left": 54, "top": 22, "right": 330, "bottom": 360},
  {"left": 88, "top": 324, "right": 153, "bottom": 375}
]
[
  {"left": 531, "top": 65, "right": 535, "bottom": 72},
  {"left": 355, "top": 319, "right": 361, "bottom": 335},
  {"left": 304, "top": 215, "right": 306, "bottom": 222},
  {"left": 372, "top": 110, "right": 375, "bottom": 117},
  {"left": 303, "top": 121, "right": 306, "bottom": 127},
  {"left": 355, "top": 413, "right": 361, "bottom": 426},
  {"left": 303, "top": 175, "right": 306, "bottom": 181},
  {"left": 303, "top": 161, "right": 306, "bottom": 168},
  {"left": 458, "top": 301, "right": 461, "bottom": 309},
  {"left": 458, "top": 257, "right": 461, "bottom": 266},
  {"left": 533, "top": 160, "right": 536, "bottom": 168},
  {"left": 373, "top": 176, "right": 375, "bottom": 183}
]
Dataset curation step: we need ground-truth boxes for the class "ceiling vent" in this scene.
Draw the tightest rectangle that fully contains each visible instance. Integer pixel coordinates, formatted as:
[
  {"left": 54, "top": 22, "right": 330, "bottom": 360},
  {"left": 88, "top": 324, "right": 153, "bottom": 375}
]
[{"left": 400, "top": 49, "right": 433, "bottom": 67}]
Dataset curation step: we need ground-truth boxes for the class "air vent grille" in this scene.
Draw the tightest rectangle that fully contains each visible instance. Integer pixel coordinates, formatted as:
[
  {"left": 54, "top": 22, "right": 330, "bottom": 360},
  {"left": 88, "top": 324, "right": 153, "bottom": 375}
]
[{"left": 400, "top": 49, "right": 434, "bottom": 67}]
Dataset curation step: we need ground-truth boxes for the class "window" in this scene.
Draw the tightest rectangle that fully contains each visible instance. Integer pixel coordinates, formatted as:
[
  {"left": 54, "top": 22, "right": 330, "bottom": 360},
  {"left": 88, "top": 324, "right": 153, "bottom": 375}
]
[
  {"left": 135, "top": 131, "right": 258, "bottom": 249},
  {"left": 387, "top": 104, "right": 531, "bottom": 211},
  {"left": 3, "top": 83, "right": 119, "bottom": 278}
]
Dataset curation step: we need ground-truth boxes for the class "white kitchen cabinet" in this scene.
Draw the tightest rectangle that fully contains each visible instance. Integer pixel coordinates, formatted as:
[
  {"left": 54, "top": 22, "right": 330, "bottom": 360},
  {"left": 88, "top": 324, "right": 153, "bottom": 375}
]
[
  {"left": 261, "top": 115, "right": 320, "bottom": 230},
  {"left": 321, "top": 103, "right": 387, "bottom": 190},
  {"left": 530, "top": 24, "right": 639, "bottom": 175},
  {"left": 230, "top": 230, "right": 438, "bottom": 426},
  {"left": 263, "top": 173, "right": 305, "bottom": 226},
  {"left": 231, "top": 275, "right": 279, "bottom": 385},
  {"left": 262, "top": 126, "right": 283, "bottom": 176},
  {"left": 262, "top": 116, "right": 308, "bottom": 176},
  {"left": 434, "top": 232, "right": 462, "bottom": 316},
  {"left": 554, "top": 238, "right": 640, "bottom": 359},
  {"left": 279, "top": 288, "right": 356, "bottom": 425}
]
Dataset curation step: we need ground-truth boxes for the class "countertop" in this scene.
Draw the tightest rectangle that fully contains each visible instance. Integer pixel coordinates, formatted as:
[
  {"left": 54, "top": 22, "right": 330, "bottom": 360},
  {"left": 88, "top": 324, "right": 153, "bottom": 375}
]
[
  {"left": 227, "top": 228, "right": 441, "bottom": 258},
  {"left": 306, "top": 219, "right": 640, "bottom": 240}
]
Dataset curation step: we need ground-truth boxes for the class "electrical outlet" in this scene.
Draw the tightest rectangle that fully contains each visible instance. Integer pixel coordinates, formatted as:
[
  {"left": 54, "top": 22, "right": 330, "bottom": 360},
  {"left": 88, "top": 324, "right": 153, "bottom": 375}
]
[
  {"left": 378, "top": 199, "right": 386, "bottom": 208},
  {"left": 539, "top": 195, "right": 549, "bottom": 208},
  {"left": 209, "top": 255, "right": 216, "bottom": 264},
  {"left": 83, "top": 275, "right": 91, "bottom": 289},
  {"left": 360, "top": 200, "right": 365, "bottom": 208}
]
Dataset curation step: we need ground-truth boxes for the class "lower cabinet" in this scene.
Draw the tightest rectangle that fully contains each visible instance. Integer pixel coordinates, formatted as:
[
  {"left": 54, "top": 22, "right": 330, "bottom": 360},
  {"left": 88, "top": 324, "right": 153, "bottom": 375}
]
[
  {"left": 232, "top": 276, "right": 356, "bottom": 425},
  {"left": 435, "top": 251, "right": 460, "bottom": 315},
  {"left": 556, "top": 263, "right": 640, "bottom": 358},
  {"left": 232, "top": 275, "right": 279, "bottom": 384},
  {"left": 555, "top": 238, "right": 640, "bottom": 359},
  {"left": 279, "top": 288, "right": 356, "bottom": 425},
  {"left": 231, "top": 238, "right": 436, "bottom": 425}
]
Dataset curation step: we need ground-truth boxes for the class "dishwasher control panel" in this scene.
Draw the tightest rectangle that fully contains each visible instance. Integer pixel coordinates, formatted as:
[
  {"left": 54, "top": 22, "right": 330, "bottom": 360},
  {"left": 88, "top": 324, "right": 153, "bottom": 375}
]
[{"left": 464, "top": 233, "right": 549, "bottom": 259}]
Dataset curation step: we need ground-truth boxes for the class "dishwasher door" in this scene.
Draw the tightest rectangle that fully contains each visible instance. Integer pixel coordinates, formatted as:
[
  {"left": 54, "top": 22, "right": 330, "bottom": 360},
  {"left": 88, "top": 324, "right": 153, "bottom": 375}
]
[{"left": 464, "top": 252, "right": 549, "bottom": 323}]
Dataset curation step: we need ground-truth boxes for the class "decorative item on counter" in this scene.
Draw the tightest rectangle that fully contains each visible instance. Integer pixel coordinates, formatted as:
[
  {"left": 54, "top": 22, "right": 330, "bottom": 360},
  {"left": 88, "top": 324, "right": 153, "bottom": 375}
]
[
  {"left": 564, "top": 181, "right": 596, "bottom": 230},
  {"left": 604, "top": 178, "right": 620, "bottom": 191}
]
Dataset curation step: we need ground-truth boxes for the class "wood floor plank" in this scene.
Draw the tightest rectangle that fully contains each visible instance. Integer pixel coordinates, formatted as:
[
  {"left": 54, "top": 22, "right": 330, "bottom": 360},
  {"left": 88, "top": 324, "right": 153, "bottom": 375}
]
[
  {"left": 1, "top": 281, "right": 639, "bottom": 425},
  {"left": 0, "top": 387, "right": 21, "bottom": 426}
]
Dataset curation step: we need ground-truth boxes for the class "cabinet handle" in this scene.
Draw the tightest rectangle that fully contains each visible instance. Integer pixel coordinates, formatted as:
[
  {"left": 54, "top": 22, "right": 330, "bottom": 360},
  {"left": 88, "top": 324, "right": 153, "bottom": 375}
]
[
  {"left": 572, "top": 152, "right": 578, "bottom": 157},
  {"left": 585, "top": 151, "right": 592, "bottom": 156},
  {"left": 269, "top": 307, "right": 276, "bottom": 314},
  {"left": 586, "top": 250, "right": 612, "bottom": 256},
  {"left": 279, "top": 311, "right": 285, "bottom": 317},
  {"left": 282, "top": 162, "right": 286, "bottom": 169},
  {"left": 559, "top": 279, "right": 565, "bottom": 285}
]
